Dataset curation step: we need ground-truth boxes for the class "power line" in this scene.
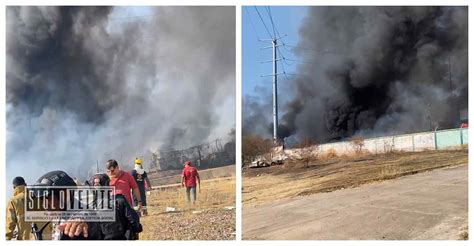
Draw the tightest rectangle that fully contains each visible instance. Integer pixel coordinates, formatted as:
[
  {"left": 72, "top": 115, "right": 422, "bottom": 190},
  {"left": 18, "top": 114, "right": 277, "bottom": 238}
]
[
  {"left": 277, "top": 44, "right": 312, "bottom": 67},
  {"left": 255, "top": 5, "right": 282, "bottom": 144},
  {"left": 276, "top": 44, "right": 298, "bottom": 67},
  {"left": 265, "top": 6, "right": 277, "bottom": 39},
  {"left": 281, "top": 55, "right": 296, "bottom": 66},
  {"left": 248, "top": 6, "right": 288, "bottom": 72},
  {"left": 251, "top": 6, "right": 310, "bottom": 143},
  {"left": 265, "top": 7, "right": 307, "bottom": 80},
  {"left": 276, "top": 49, "right": 290, "bottom": 80},
  {"left": 283, "top": 43, "right": 345, "bottom": 56},
  {"left": 261, "top": 6, "right": 294, "bottom": 78},
  {"left": 244, "top": 7, "right": 261, "bottom": 40},
  {"left": 285, "top": 72, "right": 308, "bottom": 77},
  {"left": 283, "top": 57, "right": 319, "bottom": 65},
  {"left": 275, "top": 46, "right": 291, "bottom": 79},
  {"left": 264, "top": 6, "right": 288, "bottom": 72},
  {"left": 261, "top": 11, "right": 295, "bottom": 65},
  {"left": 254, "top": 6, "right": 273, "bottom": 39},
  {"left": 262, "top": 10, "right": 299, "bottom": 69}
]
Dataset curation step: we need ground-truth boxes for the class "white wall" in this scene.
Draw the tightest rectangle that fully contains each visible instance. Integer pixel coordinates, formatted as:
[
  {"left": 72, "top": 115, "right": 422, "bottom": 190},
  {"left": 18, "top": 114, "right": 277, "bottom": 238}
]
[{"left": 281, "top": 129, "right": 465, "bottom": 159}]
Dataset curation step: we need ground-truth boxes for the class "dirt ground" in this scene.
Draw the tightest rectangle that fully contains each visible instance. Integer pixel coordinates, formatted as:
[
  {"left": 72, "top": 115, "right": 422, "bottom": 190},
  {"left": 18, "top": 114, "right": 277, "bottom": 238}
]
[
  {"left": 243, "top": 164, "right": 468, "bottom": 240},
  {"left": 140, "top": 177, "right": 236, "bottom": 240},
  {"left": 243, "top": 149, "right": 468, "bottom": 206}
]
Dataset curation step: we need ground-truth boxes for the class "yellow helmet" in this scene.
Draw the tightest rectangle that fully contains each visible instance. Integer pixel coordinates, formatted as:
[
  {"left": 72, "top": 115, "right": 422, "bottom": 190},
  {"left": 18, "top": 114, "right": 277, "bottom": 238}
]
[{"left": 134, "top": 158, "right": 142, "bottom": 165}]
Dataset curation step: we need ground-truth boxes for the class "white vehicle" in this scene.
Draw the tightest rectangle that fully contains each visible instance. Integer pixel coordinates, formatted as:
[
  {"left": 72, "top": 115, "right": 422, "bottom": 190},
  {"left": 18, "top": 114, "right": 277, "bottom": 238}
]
[
  {"left": 249, "top": 157, "right": 284, "bottom": 168},
  {"left": 249, "top": 160, "right": 269, "bottom": 168}
]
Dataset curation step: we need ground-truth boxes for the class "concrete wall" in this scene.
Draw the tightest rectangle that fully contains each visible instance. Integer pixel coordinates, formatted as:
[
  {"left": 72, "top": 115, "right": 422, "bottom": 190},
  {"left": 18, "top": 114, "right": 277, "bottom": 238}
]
[
  {"left": 462, "top": 129, "right": 468, "bottom": 144},
  {"left": 284, "top": 128, "right": 467, "bottom": 158},
  {"left": 319, "top": 142, "right": 353, "bottom": 155},
  {"left": 435, "top": 129, "right": 464, "bottom": 149},
  {"left": 413, "top": 132, "right": 436, "bottom": 151},
  {"left": 393, "top": 135, "right": 413, "bottom": 152}
]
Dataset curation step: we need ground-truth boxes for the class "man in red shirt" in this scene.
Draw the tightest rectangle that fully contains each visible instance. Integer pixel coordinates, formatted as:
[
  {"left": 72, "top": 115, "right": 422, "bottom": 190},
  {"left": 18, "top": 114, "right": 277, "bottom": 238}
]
[
  {"left": 106, "top": 159, "right": 142, "bottom": 211},
  {"left": 181, "top": 161, "right": 200, "bottom": 204}
]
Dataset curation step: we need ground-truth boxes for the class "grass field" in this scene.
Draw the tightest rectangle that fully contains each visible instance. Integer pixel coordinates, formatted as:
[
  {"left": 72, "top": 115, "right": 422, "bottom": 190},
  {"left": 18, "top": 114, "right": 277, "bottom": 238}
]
[
  {"left": 243, "top": 149, "right": 468, "bottom": 206},
  {"left": 148, "top": 165, "right": 235, "bottom": 186},
  {"left": 140, "top": 177, "right": 236, "bottom": 240}
]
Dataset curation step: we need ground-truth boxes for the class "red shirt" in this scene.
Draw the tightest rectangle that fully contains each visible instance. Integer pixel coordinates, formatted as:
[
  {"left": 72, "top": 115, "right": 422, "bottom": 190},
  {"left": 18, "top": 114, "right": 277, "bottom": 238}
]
[
  {"left": 109, "top": 171, "right": 138, "bottom": 205},
  {"left": 182, "top": 165, "right": 199, "bottom": 187}
]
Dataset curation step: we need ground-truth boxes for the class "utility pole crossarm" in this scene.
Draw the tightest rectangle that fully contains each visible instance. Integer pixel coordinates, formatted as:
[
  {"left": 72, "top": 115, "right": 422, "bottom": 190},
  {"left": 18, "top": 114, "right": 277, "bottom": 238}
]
[
  {"left": 260, "top": 58, "right": 281, "bottom": 63},
  {"left": 261, "top": 73, "right": 284, "bottom": 77},
  {"left": 260, "top": 44, "right": 283, "bottom": 50},
  {"left": 258, "top": 35, "right": 286, "bottom": 42}
]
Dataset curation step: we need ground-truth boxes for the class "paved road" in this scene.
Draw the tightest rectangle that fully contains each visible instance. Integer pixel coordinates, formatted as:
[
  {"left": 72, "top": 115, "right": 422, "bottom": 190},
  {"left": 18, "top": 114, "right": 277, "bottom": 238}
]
[{"left": 243, "top": 165, "right": 468, "bottom": 240}]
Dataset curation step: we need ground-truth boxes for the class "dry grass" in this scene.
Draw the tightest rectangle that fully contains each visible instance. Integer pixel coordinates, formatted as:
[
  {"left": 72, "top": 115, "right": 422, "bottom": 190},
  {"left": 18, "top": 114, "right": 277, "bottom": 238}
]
[
  {"left": 147, "top": 177, "right": 235, "bottom": 210},
  {"left": 350, "top": 136, "right": 365, "bottom": 154},
  {"left": 378, "top": 164, "right": 399, "bottom": 178},
  {"left": 140, "top": 177, "right": 235, "bottom": 240},
  {"left": 148, "top": 165, "right": 235, "bottom": 186},
  {"left": 242, "top": 149, "right": 468, "bottom": 206},
  {"left": 320, "top": 148, "right": 338, "bottom": 160},
  {"left": 458, "top": 225, "right": 469, "bottom": 240},
  {"left": 459, "top": 232, "right": 468, "bottom": 240}
]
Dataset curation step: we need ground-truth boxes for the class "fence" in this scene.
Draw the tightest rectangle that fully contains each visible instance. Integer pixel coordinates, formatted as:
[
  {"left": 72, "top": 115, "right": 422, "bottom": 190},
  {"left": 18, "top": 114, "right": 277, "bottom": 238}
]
[
  {"left": 284, "top": 128, "right": 468, "bottom": 157},
  {"left": 150, "top": 138, "right": 236, "bottom": 171}
]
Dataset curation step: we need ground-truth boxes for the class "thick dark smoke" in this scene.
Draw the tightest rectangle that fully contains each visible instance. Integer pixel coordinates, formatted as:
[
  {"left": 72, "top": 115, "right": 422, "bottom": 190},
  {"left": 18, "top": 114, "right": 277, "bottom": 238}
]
[
  {"left": 243, "top": 6, "right": 467, "bottom": 144},
  {"left": 6, "top": 6, "right": 235, "bottom": 188}
]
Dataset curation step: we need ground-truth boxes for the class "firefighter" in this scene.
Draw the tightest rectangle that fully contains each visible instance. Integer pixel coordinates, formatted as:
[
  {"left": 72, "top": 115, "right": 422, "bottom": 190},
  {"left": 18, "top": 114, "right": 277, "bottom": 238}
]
[
  {"left": 130, "top": 158, "right": 151, "bottom": 216},
  {"left": 6, "top": 177, "right": 52, "bottom": 240}
]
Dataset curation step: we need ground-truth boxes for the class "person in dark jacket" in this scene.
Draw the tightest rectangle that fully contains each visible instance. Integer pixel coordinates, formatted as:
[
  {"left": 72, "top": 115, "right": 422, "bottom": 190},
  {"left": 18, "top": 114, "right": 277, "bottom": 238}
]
[
  {"left": 31, "top": 170, "right": 141, "bottom": 240},
  {"left": 31, "top": 170, "right": 101, "bottom": 240},
  {"left": 115, "top": 194, "right": 142, "bottom": 240},
  {"left": 90, "top": 173, "right": 142, "bottom": 240}
]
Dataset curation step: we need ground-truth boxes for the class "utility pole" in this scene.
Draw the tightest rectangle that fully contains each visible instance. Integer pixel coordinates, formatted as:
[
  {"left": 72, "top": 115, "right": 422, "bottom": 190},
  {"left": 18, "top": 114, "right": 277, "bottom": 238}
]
[
  {"left": 260, "top": 35, "right": 285, "bottom": 145},
  {"left": 272, "top": 39, "right": 278, "bottom": 145}
]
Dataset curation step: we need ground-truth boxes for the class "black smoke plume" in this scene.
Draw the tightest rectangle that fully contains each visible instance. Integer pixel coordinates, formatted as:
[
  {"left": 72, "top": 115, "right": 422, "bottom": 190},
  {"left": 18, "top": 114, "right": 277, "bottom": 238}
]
[
  {"left": 243, "top": 6, "right": 467, "bottom": 144},
  {"left": 6, "top": 6, "right": 235, "bottom": 187}
]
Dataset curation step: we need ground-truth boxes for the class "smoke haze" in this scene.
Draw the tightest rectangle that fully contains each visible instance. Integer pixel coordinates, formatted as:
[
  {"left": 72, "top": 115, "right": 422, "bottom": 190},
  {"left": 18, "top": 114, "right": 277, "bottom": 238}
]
[{"left": 6, "top": 6, "right": 235, "bottom": 187}]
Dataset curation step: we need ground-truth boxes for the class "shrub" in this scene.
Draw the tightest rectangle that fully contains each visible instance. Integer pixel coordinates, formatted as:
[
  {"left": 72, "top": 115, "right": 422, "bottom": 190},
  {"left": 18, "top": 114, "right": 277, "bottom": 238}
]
[
  {"left": 350, "top": 136, "right": 365, "bottom": 154},
  {"left": 295, "top": 138, "right": 319, "bottom": 168},
  {"left": 242, "top": 135, "right": 273, "bottom": 165}
]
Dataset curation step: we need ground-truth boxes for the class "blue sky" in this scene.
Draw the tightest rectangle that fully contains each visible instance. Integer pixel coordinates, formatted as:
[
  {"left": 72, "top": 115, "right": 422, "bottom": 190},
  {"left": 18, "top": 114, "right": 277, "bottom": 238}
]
[{"left": 242, "top": 6, "right": 308, "bottom": 97}]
